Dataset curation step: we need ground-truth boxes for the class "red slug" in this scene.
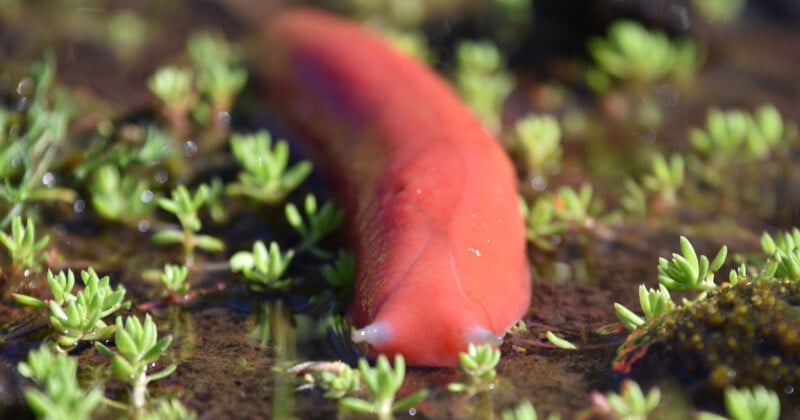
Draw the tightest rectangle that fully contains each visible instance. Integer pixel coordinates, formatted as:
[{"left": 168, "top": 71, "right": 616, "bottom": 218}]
[{"left": 259, "top": 9, "right": 531, "bottom": 366}]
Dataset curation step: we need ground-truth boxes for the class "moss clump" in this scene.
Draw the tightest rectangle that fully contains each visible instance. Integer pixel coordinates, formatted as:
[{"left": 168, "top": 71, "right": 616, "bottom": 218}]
[{"left": 613, "top": 279, "right": 800, "bottom": 400}]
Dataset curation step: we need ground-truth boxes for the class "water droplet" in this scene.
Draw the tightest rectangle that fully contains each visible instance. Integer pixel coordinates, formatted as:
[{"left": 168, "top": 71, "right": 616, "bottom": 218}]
[
  {"left": 155, "top": 170, "right": 169, "bottom": 184},
  {"left": 786, "top": 385, "right": 795, "bottom": 395},
  {"left": 408, "top": 408, "right": 416, "bottom": 416},
  {"left": 73, "top": 199, "right": 86, "bottom": 213},
  {"left": 530, "top": 175, "right": 547, "bottom": 191},
  {"left": 468, "top": 247, "right": 482, "bottom": 257},
  {"left": 16, "top": 76, "right": 33, "bottom": 96},
  {"left": 138, "top": 220, "right": 150, "bottom": 233},
  {"left": 550, "top": 235, "right": 562, "bottom": 246},
  {"left": 183, "top": 140, "right": 198, "bottom": 157},
  {"left": 140, "top": 190, "right": 154, "bottom": 203},
  {"left": 42, "top": 172, "right": 55, "bottom": 187},
  {"left": 216, "top": 111, "right": 231, "bottom": 126}
]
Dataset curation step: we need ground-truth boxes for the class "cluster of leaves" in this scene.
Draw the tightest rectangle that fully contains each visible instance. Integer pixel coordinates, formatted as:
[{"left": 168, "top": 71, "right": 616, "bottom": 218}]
[
  {"left": 453, "top": 40, "right": 514, "bottom": 134},
  {"left": 447, "top": 343, "right": 501, "bottom": 394},
  {"left": 13, "top": 268, "right": 129, "bottom": 351},
  {"left": 0, "top": 52, "right": 77, "bottom": 228},
  {"left": 508, "top": 115, "right": 562, "bottom": 177},
  {"left": 151, "top": 184, "right": 225, "bottom": 264},
  {"left": 687, "top": 105, "right": 797, "bottom": 187},
  {"left": 149, "top": 32, "right": 247, "bottom": 135},
  {"left": 615, "top": 235, "right": 727, "bottom": 331},
  {"left": 587, "top": 20, "right": 704, "bottom": 92},
  {"left": 611, "top": 228, "right": 800, "bottom": 418},
  {"left": 13, "top": 267, "right": 192, "bottom": 418},
  {"left": 0, "top": 215, "right": 49, "bottom": 274},
  {"left": 522, "top": 183, "right": 619, "bottom": 250},
  {"left": 299, "top": 355, "right": 427, "bottom": 420},
  {"left": 17, "top": 347, "right": 103, "bottom": 420},
  {"left": 96, "top": 315, "right": 176, "bottom": 412}
]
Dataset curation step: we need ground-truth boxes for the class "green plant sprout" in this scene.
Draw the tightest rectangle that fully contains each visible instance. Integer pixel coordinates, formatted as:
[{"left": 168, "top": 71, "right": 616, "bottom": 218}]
[
  {"left": 545, "top": 331, "right": 578, "bottom": 350},
  {"left": 621, "top": 178, "right": 648, "bottom": 217},
  {"left": 760, "top": 228, "right": 800, "bottom": 281},
  {"left": 17, "top": 346, "right": 103, "bottom": 420},
  {"left": 226, "top": 131, "right": 313, "bottom": 204},
  {"left": 107, "top": 10, "right": 148, "bottom": 62},
  {"left": 501, "top": 401, "right": 537, "bottom": 420},
  {"left": 76, "top": 125, "right": 176, "bottom": 180},
  {"left": 693, "top": 0, "right": 746, "bottom": 24},
  {"left": 615, "top": 284, "right": 675, "bottom": 331},
  {"left": 322, "top": 250, "right": 356, "bottom": 303},
  {"left": 552, "top": 183, "right": 612, "bottom": 229},
  {"left": 188, "top": 32, "right": 247, "bottom": 113},
  {"left": 160, "top": 264, "right": 190, "bottom": 295},
  {"left": 296, "top": 361, "right": 361, "bottom": 399},
  {"left": 520, "top": 196, "right": 567, "bottom": 251},
  {"left": 723, "top": 386, "right": 780, "bottom": 420},
  {"left": 510, "top": 115, "right": 562, "bottom": 176},
  {"left": 229, "top": 240, "right": 295, "bottom": 291},
  {"left": 595, "top": 380, "right": 661, "bottom": 420},
  {"left": 586, "top": 20, "right": 703, "bottom": 90},
  {"left": 453, "top": 40, "right": 514, "bottom": 134},
  {"left": 339, "top": 355, "right": 428, "bottom": 420},
  {"left": 15, "top": 268, "right": 130, "bottom": 351},
  {"left": 151, "top": 184, "right": 224, "bottom": 264},
  {"left": 657, "top": 236, "right": 727, "bottom": 292},
  {"left": 141, "top": 398, "right": 198, "bottom": 420},
  {"left": 447, "top": 343, "right": 501, "bottom": 394},
  {"left": 148, "top": 66, "right": 196, "bottom": 135},
  {"left": 96, "top": 314, "right": 176, "bottom": 413},
  {"left": 204, "top": 177, "right": 228, "bottom": 223},
  {"left": 321, "top": 250, "right": 356, "bottom": 289},
  {"left": 285, "top": 194, "right": 344, "bottom": 258},
  {"left": 690, "top": 105, "right": 795, "bottom": 162},
  {"left": 0, "top": 215, "right": 49, "bottom": 272},
  {"left": 641, "top": 153, "right": 684, "bottom": 209},
  {"left": 502, "top": 401, "right": 561, "bottom": 420},
  {"left": 89, "top": 164, "right": 156, "bottom": 224},
  {"left": 0, "top": 89, "right": 77, "bottom": 227}
]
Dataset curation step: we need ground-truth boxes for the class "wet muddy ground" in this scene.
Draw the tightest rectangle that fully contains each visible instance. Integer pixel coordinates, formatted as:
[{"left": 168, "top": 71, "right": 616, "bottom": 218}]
[{"left": 1, "top": 1, "right": 800, "bottom": 419}]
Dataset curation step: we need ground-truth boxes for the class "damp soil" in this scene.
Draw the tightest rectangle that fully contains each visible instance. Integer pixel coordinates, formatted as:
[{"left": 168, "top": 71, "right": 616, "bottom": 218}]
[{"left": 1, "top": 1, "right": 800, "bottom": 419}]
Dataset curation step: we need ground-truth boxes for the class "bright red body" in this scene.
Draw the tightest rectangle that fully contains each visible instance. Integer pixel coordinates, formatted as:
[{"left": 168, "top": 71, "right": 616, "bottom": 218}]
[{"left": 260, "top": 9, "right": 531, "bottom": 366}]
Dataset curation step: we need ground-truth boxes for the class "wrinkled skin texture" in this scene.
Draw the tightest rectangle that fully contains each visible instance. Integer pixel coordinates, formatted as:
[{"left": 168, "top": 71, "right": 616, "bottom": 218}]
[{"left": 259, "top": 8, "right": 531, "bottom": 366}]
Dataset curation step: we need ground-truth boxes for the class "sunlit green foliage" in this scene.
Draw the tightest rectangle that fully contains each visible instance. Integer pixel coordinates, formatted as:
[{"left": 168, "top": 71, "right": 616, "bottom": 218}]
[
  {"left": 615, "top": 284, "right": 675, "bottom": 331},
  {"left": 96, "top": 315, "right": 176, "bottom": 411},
  {"left": 453, "top": 40, "right": 513, "bottom": 134},
  {"left": 447, "top": 343, "right": 501, "bottom": 394},
  {"left": 285, "top": 194, "right": 344, "bottom": 258},
  {"left": 17, "top": 346, "right": 103, "bottom": 420},
  {"left": 658, "top": 236, "right": 727, "bottom": 292},
  {"left": 603, "top": 380, "right": 661, "bottom": 419},
  {"left": 545, "top": 331, "right": 578, "bottom": 350},
  {"left": 89, "top": 164, "right": 156, "bottom": 224},
  {"left": 723, "top": 386, "right": 780, "bottom": 420},
  {"left": 230, "top": 240, "right": 295, "bottom": 291},
  {"left": 0, "top": 215, "right": 49, "bottom": 271},
  {"left": 160, "top": 264, "right": 190, "bottom": 295},
  {"left": 587, "top": 20, "right": 704, "bottom": 90},
  {"left": 510, "top": 115, "right": 562, "bottom": 176},
  {"left": 339, "top": 355, "right": 428, "bottom": 420},
  {"left": 520, "top": 197, "right": 567, "bottom": 251},
  {"left": 14, "top": 268, "right": 129, "bottom": 351},
  {"left": 152, "top": 184, "right": 225, "bottom": 264},
  {"left": 226, "top": 131, "right": 313, "bottom": 204}
]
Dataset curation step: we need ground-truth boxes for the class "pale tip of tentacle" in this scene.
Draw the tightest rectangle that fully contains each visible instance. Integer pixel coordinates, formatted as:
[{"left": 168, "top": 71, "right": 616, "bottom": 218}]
[
  {"left": 351, "top": 321, "right": 391, "bottom": 346},
  {"left": 466, "top": 326, "right": 504, "bottom": 347}
]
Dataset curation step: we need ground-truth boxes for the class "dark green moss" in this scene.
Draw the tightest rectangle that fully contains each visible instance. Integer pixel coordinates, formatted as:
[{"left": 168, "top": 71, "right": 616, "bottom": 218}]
[{"left": 614, "top": 279, "right": 800, "bottom": 403}]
